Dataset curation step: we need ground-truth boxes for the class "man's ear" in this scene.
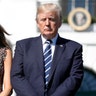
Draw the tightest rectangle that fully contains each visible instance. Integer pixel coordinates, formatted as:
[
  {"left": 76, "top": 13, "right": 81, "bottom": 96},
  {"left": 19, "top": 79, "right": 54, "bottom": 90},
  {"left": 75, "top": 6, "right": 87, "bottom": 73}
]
[
  {"left": 35, "top": 18, "right": 38, "bottom": 23},
  {"left": 58, "top": 21, "right": 62, "bottom": 28},
  {"left": 36, "top": 18, "right": 39, "bottom": 27}
]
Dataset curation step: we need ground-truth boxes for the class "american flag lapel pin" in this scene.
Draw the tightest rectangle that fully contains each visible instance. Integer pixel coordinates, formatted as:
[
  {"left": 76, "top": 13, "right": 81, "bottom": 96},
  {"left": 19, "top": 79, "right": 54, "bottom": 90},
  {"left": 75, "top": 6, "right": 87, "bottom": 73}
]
[{"left": 60, "top": 45, "right": 63, "bottom": 47}]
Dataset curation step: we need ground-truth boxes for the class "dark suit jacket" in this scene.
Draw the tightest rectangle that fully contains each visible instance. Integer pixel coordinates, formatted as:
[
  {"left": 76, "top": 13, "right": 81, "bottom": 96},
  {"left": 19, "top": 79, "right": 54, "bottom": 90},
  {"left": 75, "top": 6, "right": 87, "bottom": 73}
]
[{"left": 11, "top": 35, "right": 84, "bottom": 96}]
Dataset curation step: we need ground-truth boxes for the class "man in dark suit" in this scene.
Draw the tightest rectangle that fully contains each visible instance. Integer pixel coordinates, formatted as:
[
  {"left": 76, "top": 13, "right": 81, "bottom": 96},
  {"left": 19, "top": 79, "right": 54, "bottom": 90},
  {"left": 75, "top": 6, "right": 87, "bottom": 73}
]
[{"left": 11, "top": 3, "right": 84, "bottom": 96}]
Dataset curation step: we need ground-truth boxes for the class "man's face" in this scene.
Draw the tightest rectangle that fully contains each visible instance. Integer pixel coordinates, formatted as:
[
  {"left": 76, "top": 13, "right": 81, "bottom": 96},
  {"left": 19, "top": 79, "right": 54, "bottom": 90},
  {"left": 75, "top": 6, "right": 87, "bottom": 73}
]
[{"left": 36, "top": 11, "right": 61, "bottom": 39}]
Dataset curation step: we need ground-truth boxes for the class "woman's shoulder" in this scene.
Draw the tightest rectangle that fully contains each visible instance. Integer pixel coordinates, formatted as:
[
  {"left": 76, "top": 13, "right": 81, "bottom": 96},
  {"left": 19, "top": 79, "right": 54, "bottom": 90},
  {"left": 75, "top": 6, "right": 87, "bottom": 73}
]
[{"left": 5, "top": 47, "right": 12, "bottom": 56}]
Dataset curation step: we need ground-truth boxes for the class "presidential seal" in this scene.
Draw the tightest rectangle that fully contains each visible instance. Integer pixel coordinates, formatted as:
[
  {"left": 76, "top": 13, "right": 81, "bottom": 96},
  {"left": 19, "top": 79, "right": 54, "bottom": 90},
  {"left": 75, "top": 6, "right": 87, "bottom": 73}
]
[{"left": 68, "top": 7, "right": 91, "bottom": 31}]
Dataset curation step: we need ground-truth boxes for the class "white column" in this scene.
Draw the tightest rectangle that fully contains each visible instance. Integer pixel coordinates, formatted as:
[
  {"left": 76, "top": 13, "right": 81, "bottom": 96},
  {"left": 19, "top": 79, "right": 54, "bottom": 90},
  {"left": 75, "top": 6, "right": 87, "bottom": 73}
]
[
  {"left": 71, "top": 0, "right": 75, "bottom": 10},
  {"left": 85, "top": 0, "right": 89, "bottom": 10}
]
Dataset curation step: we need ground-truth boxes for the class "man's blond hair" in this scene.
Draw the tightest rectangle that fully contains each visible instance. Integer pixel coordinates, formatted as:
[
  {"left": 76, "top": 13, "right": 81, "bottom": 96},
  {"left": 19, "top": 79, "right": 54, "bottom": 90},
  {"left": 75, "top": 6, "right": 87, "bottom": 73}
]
[{"left": 36, "top": 3, "right": 62, "bottom": 21}]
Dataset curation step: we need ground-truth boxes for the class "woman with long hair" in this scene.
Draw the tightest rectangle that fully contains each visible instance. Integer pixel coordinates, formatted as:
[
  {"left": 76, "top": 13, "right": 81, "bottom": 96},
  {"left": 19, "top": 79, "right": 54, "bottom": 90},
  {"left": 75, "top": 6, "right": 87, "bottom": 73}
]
[{"left": 0, "top": 24, "right": 12, "bottom": 96}]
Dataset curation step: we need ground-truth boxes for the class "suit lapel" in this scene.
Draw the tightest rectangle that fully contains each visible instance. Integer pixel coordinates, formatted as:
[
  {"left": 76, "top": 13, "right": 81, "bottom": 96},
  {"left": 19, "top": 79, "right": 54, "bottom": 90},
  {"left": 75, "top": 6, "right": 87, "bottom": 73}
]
[
  {"left": 48, "top": 36, "right": 66, "bottom": 83},
  {"left": 34, "top": 36, "right": 44, "bottom": 77}
]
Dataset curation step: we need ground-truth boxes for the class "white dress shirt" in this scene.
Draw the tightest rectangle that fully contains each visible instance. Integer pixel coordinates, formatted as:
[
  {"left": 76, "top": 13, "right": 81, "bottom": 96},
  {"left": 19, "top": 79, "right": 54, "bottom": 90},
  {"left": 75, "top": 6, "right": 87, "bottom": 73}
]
[{"left": 41, "top": 34, "right": 58, "bottom": 59}]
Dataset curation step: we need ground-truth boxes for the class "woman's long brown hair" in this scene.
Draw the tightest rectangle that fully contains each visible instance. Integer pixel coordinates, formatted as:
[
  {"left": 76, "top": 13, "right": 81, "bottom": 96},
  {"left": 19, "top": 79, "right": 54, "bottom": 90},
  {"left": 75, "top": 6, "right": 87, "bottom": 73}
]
[{"left": 0, "top": 24, "right": 10, "bottom": 48}]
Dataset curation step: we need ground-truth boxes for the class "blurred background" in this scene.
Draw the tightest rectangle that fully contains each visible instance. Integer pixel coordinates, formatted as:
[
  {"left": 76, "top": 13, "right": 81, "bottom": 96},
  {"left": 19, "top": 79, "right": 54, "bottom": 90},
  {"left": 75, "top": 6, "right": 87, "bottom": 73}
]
[{"left": 0, "top": 0, "right": 96, "bottom": 96}]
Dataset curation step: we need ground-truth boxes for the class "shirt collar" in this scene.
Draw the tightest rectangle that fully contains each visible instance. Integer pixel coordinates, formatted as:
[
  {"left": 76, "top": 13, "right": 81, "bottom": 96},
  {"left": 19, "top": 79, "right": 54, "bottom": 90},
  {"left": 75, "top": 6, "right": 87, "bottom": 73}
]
[{"left": 41, "top": 34, "right": 58, "bottom": 45}]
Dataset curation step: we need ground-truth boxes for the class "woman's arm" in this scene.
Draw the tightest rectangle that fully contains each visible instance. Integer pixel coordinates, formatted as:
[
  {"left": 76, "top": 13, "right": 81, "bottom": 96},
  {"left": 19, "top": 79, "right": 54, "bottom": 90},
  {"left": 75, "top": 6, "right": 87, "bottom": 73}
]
[{"left": 0, "top": 49, "right": 12, "bottom": 96}]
